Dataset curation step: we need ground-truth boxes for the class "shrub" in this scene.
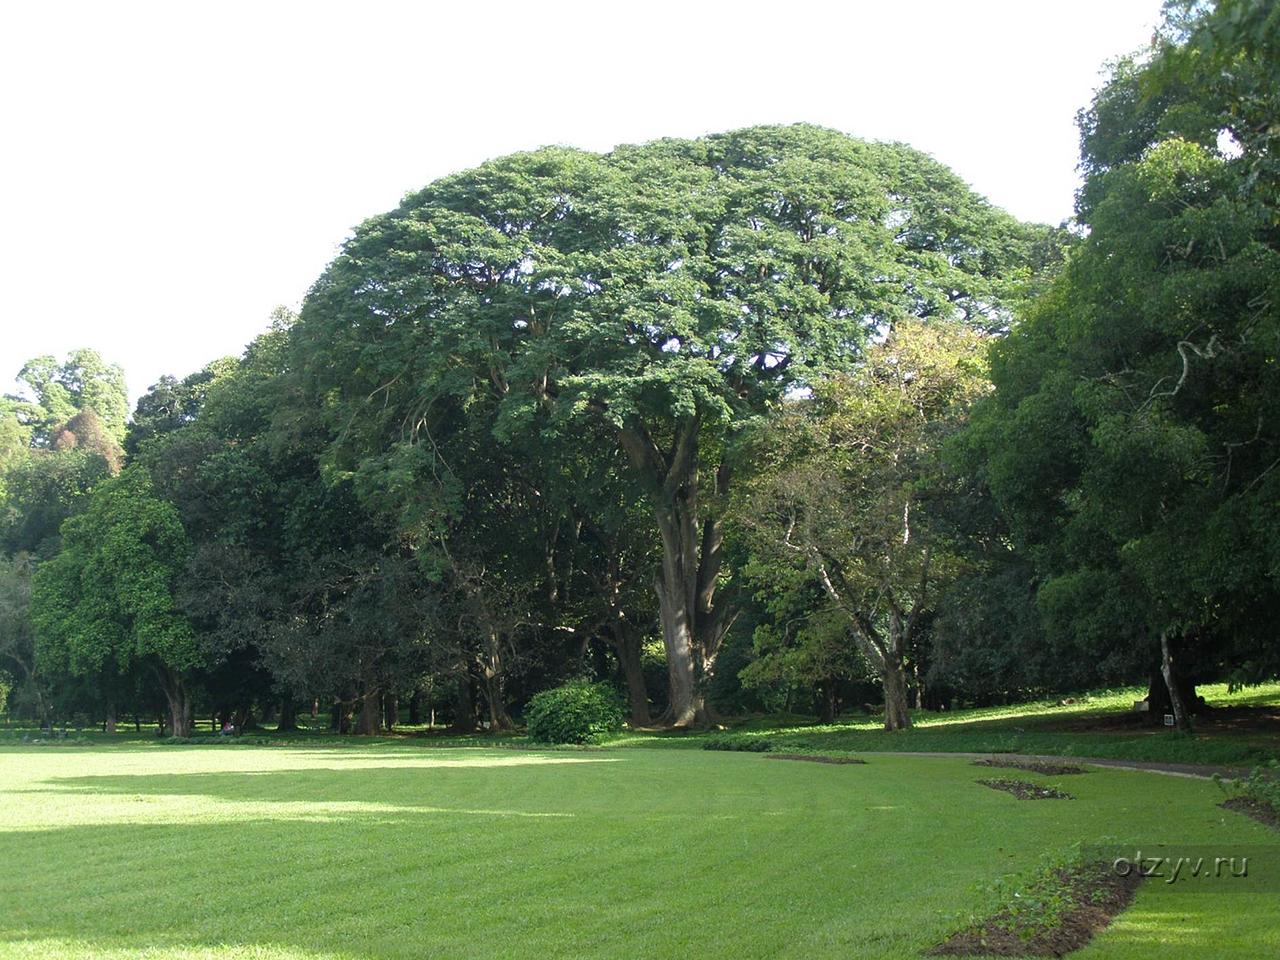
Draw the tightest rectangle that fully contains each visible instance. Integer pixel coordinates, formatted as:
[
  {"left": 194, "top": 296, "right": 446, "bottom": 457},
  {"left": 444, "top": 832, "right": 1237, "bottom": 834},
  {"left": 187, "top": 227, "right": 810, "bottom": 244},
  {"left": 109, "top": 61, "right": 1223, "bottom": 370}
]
[
  {"left": 1217, "top": 760, "right": 1280, "bottom": 814},
  {"left": 525, "top": 681, "right": 625, "bottom": 744},
  {"left": 702, "top": 733, "right": 773, "bottom": 752}
]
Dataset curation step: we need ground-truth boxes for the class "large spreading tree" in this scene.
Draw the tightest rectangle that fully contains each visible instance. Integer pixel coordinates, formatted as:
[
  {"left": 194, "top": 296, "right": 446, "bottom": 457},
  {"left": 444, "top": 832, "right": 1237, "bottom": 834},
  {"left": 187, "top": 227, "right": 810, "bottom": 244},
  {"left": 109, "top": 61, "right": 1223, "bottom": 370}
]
[{"left": 290, "top": 124, "right": 1040, "bottom": 725}]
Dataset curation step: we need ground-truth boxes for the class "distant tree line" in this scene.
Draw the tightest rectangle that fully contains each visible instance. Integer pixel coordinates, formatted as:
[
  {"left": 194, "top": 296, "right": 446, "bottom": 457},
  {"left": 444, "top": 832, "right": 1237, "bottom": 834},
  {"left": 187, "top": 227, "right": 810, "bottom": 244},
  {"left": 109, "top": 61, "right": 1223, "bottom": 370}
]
[{"left": 1, "top": 1, "right": 1275, "bottom": 736}]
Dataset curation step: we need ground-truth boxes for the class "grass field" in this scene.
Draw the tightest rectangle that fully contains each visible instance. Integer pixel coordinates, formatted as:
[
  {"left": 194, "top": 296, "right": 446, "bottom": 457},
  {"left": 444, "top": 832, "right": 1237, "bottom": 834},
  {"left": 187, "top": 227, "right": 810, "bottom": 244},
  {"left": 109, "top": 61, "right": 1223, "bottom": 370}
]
[
  {"left": 612, "top": 681, "right": 1280, "bottom": 765},
  {"left": 2, "top": 739, "right": 1278, "bottom": 959}
]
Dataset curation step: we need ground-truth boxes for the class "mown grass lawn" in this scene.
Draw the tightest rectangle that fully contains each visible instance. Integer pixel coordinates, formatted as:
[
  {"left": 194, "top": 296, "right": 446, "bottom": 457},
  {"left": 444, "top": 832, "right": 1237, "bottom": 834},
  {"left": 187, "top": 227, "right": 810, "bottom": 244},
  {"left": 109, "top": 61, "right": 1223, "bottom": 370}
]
[
  {"left": 1, "top": 742, "right": 1277, "bottom": 959},
  {"left": 613, "top": 681, "right": 1280, "bottom": 765}
]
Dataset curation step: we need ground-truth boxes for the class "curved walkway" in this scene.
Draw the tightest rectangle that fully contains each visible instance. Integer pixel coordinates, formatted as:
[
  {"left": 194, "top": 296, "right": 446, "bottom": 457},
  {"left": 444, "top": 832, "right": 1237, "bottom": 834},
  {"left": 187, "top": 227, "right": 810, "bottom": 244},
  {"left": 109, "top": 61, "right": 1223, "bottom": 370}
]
[{"left": 875, "top": 751, "right": 1253, "bottom": 780}]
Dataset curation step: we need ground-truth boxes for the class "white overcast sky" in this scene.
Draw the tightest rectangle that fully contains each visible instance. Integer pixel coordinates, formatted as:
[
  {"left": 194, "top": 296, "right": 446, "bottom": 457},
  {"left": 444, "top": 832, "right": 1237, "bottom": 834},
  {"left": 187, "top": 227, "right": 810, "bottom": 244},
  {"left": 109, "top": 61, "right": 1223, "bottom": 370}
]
[{"left": 1, "top": 0, "right": 1162, "bottom": 406}]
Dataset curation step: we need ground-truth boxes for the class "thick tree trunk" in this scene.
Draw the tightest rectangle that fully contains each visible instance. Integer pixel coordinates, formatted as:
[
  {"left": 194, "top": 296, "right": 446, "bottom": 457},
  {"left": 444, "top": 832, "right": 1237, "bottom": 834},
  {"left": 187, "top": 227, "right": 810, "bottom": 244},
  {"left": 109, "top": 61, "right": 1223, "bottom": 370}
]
[
  {"left": 819, "top": 682, "right": 838, "bottom": 723},
  {"left": 104, "top": 700, "right": 116, "bottom": 735},
  {"left": 655, "top": 566, "right": 701, "bottom": 727},
  {"left": 450, "top": 675, "right": 476, "bottom": 732},
  {"left": 277, "top": 697, "right": 298, "bottom": 732},
  {"left": 883, "top": 610, "right": 914, "bottom": 731},
  {"left": 1144, "top": 665, "right": 1198, "bottom": 725},
  {"left": 478, "top": 673, "right": 513, "bottom": 731},
  {"left": 170, "top": 686, "right": 192, "bottom": 737},
  {"left": 477, "top": 636, "right": 514, "bottom": 731},
  {"left": 156, "top": 667, "right": 192, "bottom": 738},
  {"left": 613, "top": 623, "right": 652, "bottom": 727},
  {"left": 620, "top": 418, "right": 730, "bottom": 730},
  {"left": 1160, "top": 631, "right": 1193, "bottom": 733},
  {"left": 408, "top": 689, "right": 423, "bottom": 725},
  {"left": 356, "top": 690, "right": 381, "bottom": 736},
  {"left": 881, "top": 661, "right": 912, "bottom": 731}
]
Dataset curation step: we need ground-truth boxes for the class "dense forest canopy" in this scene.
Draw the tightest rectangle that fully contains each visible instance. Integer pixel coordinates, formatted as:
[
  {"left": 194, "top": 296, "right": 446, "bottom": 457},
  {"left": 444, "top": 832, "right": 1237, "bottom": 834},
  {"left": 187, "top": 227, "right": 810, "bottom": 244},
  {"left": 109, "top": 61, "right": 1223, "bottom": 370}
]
[{"left": 0, "top": 0, "right": 1275, "bottom": 736}]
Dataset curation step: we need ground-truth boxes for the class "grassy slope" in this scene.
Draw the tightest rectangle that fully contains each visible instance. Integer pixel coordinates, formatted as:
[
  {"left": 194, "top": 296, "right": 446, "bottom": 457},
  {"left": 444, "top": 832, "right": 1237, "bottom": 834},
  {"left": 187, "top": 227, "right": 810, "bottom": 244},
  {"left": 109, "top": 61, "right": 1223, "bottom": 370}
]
[
  {"left": 1, "top": 742, "right": 1276, "bottom": 959},
  {"left": 609, "top": 681, "right": 1280, "bottom": 765}
]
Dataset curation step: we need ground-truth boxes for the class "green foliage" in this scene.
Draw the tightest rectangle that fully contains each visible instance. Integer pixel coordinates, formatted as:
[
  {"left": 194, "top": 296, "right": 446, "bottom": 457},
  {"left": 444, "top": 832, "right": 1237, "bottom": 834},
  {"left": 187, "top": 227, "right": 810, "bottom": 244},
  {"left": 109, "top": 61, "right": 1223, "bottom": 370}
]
[
  {"left": 0, "top": 400, "right": 31, "bottom": 502},
  {"left": 968, "top": 7, "right": 1280, "bottom": 691},
  {"left": 31, "top": 467, "right": 198, "bottom": 680},
  {"left": 8, "top": 24, "right": 1276, "bottom": 737},
  {"left": 0, "top": 449, "right": 115, "bottom": 557},
  {"left": 1154, "top": 0, "right": 1280, "bottom": 211},
  {"left": 0, "top": 554, "right": 36, "bottom": 718},
  {"left": 524, "top": 680, "right": 624, "bottom": 744},
  {"left": 287, "top": 124, "right": 1043, "bottom": 728},
  {"left": 738, "top": 585, "right": 871, "bottom": 715},
  {"left": 735, "top": 321, "right": 992, "bottom": 726},
  {"left": 1217, "top": 759, "right": 1280, "bottom": 815},
  {"left": 49, "top": 408, "right": 122, "bottom": 469},
  {"left": 961, "top": 847, "right": 1096, "bottom": 944},
  {"left": 6, "top": 349, "right": 129, "bottom": 445},
  {"left": 929, "top": 561, "right": 1055, "bottom": 699},
  {"left": 2, "top": 351, "right": 125, "bottom": 559},
  {"left": 124, "top": 359, "right": 238, "bottom": 458}
]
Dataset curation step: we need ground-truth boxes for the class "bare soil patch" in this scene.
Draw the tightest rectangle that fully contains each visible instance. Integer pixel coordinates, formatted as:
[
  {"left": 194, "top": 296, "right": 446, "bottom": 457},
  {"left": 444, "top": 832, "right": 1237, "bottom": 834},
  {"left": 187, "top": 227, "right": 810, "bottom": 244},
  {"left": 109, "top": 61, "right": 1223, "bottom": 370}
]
[
  {"left": 764, "top": 753, "right": 867, "bottom": 765},
  {"left": 973, "top": 758, "right": 1088, "bottom": 776},
  {"left": 929, "top": 861, "right": 1142, "bottom": 956},
  {"left": 978, "top": 778, "right": 1074, "bottom": 800},
  {"left": 1221, "top": 797, "right": 1280, "bottom": 832}
]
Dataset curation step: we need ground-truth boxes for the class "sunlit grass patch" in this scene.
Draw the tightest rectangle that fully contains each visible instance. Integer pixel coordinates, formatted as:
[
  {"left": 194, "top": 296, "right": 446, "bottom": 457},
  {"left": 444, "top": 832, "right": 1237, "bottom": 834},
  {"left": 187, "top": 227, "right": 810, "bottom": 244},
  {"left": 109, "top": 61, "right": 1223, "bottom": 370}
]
[{"left": 611, "top": 682, "right": 1280, "bottom": 766}]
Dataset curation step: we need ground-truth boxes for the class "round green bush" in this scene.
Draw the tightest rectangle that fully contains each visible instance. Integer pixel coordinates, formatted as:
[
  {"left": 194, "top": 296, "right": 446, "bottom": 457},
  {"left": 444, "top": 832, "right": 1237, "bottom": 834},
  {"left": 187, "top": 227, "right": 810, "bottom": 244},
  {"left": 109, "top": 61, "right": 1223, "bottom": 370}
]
[{"left": 524, "top": 681, "right": 625, "bottom": 744}]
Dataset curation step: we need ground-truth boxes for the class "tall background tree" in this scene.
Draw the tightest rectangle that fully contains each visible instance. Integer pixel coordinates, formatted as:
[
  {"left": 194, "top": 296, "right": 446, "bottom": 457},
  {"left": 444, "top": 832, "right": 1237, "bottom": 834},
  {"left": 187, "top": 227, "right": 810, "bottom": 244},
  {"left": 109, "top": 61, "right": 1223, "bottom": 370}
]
[
  {"left": 966, "top": 0, "right": 1280, "bottom": 729},
  {"left": 736, "top": 321, "right": 990, "bottom": 729},
  {"left": 31, "top": 467, "right": 202, "bottom": 735},
  {"left": 1, "top": 350, "right": 128, "bottom": 723},
  {"left": 6, "top": 349, "right": 129, "bottom": 445}
]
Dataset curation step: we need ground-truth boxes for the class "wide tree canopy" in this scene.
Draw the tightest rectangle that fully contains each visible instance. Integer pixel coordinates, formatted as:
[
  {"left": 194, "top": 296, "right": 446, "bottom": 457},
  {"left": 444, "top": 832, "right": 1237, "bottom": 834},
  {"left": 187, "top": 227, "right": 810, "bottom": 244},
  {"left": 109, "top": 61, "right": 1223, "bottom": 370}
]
[{"left": 289, "top": 123, "right": 1043, "bottom": 725}]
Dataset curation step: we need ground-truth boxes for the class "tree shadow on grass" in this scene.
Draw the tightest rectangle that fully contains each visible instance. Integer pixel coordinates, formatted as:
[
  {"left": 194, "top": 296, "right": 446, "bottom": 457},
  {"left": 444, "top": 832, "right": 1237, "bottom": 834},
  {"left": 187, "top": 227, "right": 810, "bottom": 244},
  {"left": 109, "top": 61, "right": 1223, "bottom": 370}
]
[{"left": 12, "top": 753, "right": 625, "bottom": 822}]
